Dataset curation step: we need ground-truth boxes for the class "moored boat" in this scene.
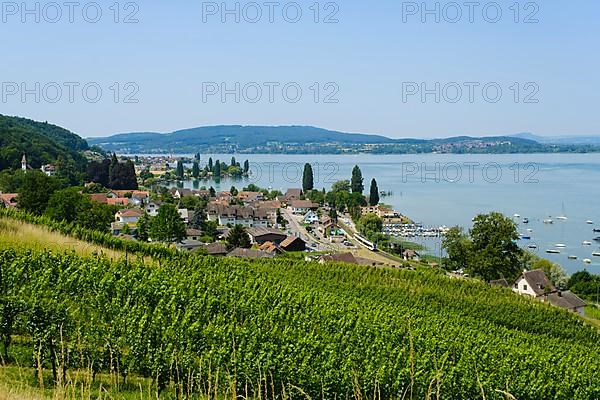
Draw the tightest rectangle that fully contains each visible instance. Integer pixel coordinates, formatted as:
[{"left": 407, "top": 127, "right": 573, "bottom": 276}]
[{"left": 546, "top": 249, "right": 561, "bottom": 254}]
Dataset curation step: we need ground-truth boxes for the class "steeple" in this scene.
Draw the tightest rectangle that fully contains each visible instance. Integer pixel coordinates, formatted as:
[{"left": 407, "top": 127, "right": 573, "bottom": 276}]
[{"left": 21, "top": 154, "right": 27, "bottom": 171}]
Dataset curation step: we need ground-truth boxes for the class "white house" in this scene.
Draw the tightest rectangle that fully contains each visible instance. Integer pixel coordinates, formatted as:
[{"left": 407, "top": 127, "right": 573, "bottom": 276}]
[
  {"left": 115, "top": 209, "right": 143, "bottom": 224},
  {"left": 207, "top": 205, "right": 269, "bottom": 228},
  {"left": 40, "top": 164, "right": 57, "bottom": 177},
  {"left": 304, "top": 210, "right": 319, "bottom": 224},
  {"left": 145, "top": 202, "right": 161, "bottom": 217},
  {"left": 178, "top": 208, "right": 189, "bottom": 224},
  {"left": 513, "top": 269, "right": 554, "bottom": 298}
]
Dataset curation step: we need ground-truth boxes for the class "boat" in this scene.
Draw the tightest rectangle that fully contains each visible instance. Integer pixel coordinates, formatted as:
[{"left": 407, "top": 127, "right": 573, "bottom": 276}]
[
  {"left": 583, "top": 241, "right": 592, "bottom": 246},
  {"left": 546, "top": 249, "right": 561, "bottom": 254},
  {"left": 522, "top": 218, "right": 529, "bottom": 224},
  {"left": 513, "top": 214, "right": 520, "bottom": 218},
  {"left": 584, "top": 259, "right": 592, "bottom": 264},
  {"left": 520, "top": 235, "right": 532, "bottom": 240},
  {"left": 526, "top": 229, "right": 533, "bottom": 232},
  {"left": 594, "top": 229, "right": 600, "bottom": 233},
  {"left": 556, "top": 203, "right": 568, "bottom": 220},
  {"left": 555, "top": 244, "right": 566, "bottom": 248},
  {"left": 568, "top": 255, "right": 578, "bottom": 260},
  {"left": 543, "top": 218, "right": 554, "bottom": 224},
  {"left": 593, "top": 252, "right": 600, "bottom": 257},
  {"left": 528, "top": 244, "right": 538, "bottom": 249},
  {"left": 594, "top": 237, "right": 600, "bottom": 242},
  {"left": 587, "top": 220, "right": 594, "bottom": 224}
]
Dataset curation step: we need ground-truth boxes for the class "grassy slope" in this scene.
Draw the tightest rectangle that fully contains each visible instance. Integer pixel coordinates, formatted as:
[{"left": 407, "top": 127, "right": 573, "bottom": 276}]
[{"left": 0, "top": 217, "right": 122, "bottom": 260}]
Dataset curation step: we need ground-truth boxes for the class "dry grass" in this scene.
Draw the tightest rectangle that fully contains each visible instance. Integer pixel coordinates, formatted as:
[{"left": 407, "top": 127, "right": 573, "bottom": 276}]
[{"left": 0, "top": 217, "right": 123, "bottom": 260}]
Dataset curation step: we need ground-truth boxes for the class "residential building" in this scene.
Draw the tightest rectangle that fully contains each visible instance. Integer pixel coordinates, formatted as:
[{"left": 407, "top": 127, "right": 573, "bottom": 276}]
[
  {"left": 546, "top": 291, "right": 587, "bottom": 315},
  {"left": 207, "top": 205, "right": 269, "bottom": 228},
  {"left": 171, "top": 188, "right": 194, "bottom": 199},
  {"left": 40, "top": 164, "right": 57, "bottom": 177},
  {"left": 304, "top": 210, "right": 319, "bottom": 224},
  {"left": 89, "top": 193, "right": 108, "bottom": 204},
  {"left": 247, "top": 227, "right": 288, "bottom": 245},
  {"left": 237, "top": 191, "right": 264, "bottom": 204},
  {"left": 115, "top": 209, "right": 143, "bottom": 224},
  {"left": 513, "top": 269, "right": 555, "bottom": 298},
  {"left": 107, "top": 198, "right": 129, "bottom": 207},
  {"left": 282, "top": 188, "right": 303, "bottom": 203},
  {"left": 145, "top": 202, "right": 161, "bottom": 217},
  {"left": 289, "top": 200, "right": 318, "bottom": 215},
  {"left": 186, "top": 228, "right": 202, "bottom": 241},
  {"left": 513, "top": 269, "right": 587, "bottom": 316},
  {"left": 361, "top": 205, "right": 400, "bottom": 219},
  {"left": 178, "top": 208, "right": 189, "bottom": 224}
]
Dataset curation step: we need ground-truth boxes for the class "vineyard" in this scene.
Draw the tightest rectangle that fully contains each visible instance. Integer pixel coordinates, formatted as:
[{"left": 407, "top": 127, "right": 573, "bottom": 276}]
[{"left": 0, "top": 246, "right": 599, "bottom": 399}]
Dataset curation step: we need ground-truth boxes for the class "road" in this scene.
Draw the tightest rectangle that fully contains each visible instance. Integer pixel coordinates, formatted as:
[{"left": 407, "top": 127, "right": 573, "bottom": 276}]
[{"left": 281, "top": 208, "right": 333, "bottom": 252}]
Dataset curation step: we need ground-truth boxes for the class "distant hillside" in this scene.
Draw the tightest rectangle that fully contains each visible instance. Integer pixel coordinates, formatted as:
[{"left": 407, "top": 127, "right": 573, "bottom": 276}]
[
  {"left": 0, "top": 115, "right": 88, "bottom": 170},
  {"left": 89, "top": 125, "right": 568, "bottom": 154},
  {"left": 513, "top": 132, "right": 600, "bottom": 145}
]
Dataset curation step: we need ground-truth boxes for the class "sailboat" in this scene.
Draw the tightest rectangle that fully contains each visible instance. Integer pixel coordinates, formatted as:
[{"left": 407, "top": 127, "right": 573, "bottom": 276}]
[{"left": 556, "top": 203, "right": 568, "bottom": 221}]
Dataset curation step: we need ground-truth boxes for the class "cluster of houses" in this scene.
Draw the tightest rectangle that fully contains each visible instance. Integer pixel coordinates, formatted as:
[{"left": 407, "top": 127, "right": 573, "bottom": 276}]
[
  {"left": 492, "top": 269, "right": 587, "bottom": 316},
  {"left": 96, "top": 187, "right": 325, "bottom": 258}
]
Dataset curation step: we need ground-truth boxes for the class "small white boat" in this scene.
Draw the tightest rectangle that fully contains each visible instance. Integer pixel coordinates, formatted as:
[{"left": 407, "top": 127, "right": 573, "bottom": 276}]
[
  {"left": 555, "top": 244, "right": 567, "bottom": 248},
  {"left": 543, "top": 219, "right": 554, "bottom": 224},
  {"left": 527, "top": 229, "right": 534, "bottom": 232},
  {"left": 513, "top": 214, "right": 521, "bottom": 218},
  {"left": 556, "top": 203, "right": 568, "bottom": 220},
  {"left": 593, "top": 252, "right": 600, "bottom": 257},
  {"left": 587, "top": 220, "right": 594, "bottom": 224},
  {"left": 568, "top": 255, "right": 578, "bottom": 260},
  {"left": 528, "top": 244, "right": 538, "bottom": 249},
  {"left": 583, "top": 241, "right": 593, "bottom": 246},
  {"left": 546, "top": 249, "right": 561, "bottom": 254},
  {"left": 584, "top": 259, "right": 592, "bottom": 264}
]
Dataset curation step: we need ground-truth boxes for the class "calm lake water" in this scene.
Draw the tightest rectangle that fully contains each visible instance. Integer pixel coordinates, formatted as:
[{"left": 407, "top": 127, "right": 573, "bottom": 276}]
[{"left": 167, "top": 153, "right": 600, "bottom": 274}]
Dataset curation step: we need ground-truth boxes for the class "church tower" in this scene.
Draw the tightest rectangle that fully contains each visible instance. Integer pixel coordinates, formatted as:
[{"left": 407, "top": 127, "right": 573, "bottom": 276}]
[{"left": 21, "top": 154, "right": 27, "bottom": 172}]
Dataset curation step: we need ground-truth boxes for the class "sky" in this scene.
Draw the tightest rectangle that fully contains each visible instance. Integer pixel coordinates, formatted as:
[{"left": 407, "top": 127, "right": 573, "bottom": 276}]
[{"left": 0, "top": 0, "right": 599, "bottom": 138}]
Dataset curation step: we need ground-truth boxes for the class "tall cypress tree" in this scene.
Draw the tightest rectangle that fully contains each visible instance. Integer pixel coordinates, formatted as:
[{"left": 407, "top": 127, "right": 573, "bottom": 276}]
[
  {"left": 208, "top": 157, "right": 213, "bottom": 171},
  {"left": 351, "top": 165, "right": 364, "bottom": 194},
  {"left": 214, "top": 159, "right": 221, "bottom": 177},
  {"left": 243, "top": 160, "right": 250, "bottom": 174},
  {"left": 303, "top": 163, "right": 314, "bottom": 192},
  {"left": 108, "top": 153, "right": 119, "bottom": 188},
  {"left": 369, "top": 178, "right": 380, "bottom": 206},
  {"left": 176, "top": 161, "right": 184, "bottom": 180},
  {"left": 192, "top": 161, "right": 200, "bottom": 178}
]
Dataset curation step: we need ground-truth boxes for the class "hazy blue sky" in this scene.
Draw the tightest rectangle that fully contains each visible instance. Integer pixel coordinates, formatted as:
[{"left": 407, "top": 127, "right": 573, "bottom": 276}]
[{"left": 1, "top": 0, "right": 598, "bottom": 138}]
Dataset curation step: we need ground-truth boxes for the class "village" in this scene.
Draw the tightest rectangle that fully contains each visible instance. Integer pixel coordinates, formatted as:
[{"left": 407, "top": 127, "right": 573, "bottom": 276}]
[{"left": 0, "top": 155, "right": 591, "bottom": 317}]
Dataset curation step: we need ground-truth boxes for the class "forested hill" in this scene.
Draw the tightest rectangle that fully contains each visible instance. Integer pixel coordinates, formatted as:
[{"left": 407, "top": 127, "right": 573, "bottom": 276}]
[
  {"left": 0, "top": 114, "right": 89, "bottom": 170},
  {"left": 89, "top": 125, "right": 600, "bottom": 154}
]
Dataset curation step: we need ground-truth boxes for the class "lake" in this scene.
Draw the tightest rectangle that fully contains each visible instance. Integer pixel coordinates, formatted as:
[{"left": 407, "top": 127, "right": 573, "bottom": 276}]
[{"left": 166, "top": 153, "right": 600, "bottom": 274}]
